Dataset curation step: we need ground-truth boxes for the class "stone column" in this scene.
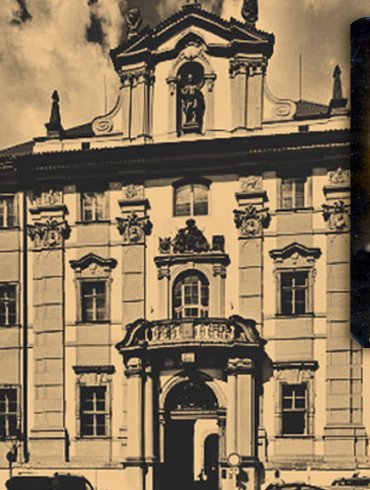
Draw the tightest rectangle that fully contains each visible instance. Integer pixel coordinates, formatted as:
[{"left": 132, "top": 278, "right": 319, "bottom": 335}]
[
  {"left": 230, "top": 58, "right": 248, "bottom": 132},
  {"left": 226, "top": 360, "right": 237, "bottom": 457},
  {"left": 144, "top": 367, "right": 155, "bottom": 462},
  {"left": 27, "top": 189, "right": 70, "bottom": 463},
  {"left": 234, "top": 176, "right": 270, "bottom": 330},
  {"left": 246, "top": 63, "right": 264, "bottom": 130},
  {"left": 322, "top": 167, "right": 367, "bottom": 463},
  {"left": 204, "top": 74, "right": 216, "bottom": 135}
]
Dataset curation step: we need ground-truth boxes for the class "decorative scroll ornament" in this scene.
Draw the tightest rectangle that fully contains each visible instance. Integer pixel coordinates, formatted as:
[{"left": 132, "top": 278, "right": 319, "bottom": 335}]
[
  {"left": 31, "top": 189, "right": 63, "bottom": 207},
  {"left": 159, "top": 219, "right": 210, "bottom": 254},
  {"left": 240, "top": 176, "right": 263, "bottom": 193},
  {"left": 234, "top": 205, "right": 270, "bottom": 237},
  {"left": 328, "top": 167, "right": 350, "bottom": 186},
  {"left": 123, "top": 184, "right": 144, "bottom": 200},
  {"left": 322, "top": 200, "right": 350, "bottom": 231},
  {"left": 116, "top": 212, "right": 152, "bottom": 244},
  {"left": 27, "top": 219, "right": 71, "bottom": 248}
]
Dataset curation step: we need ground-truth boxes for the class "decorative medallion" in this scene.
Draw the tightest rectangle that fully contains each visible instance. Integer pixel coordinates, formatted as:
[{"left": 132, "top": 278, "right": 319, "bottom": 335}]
[
  {"left": 328, "top": 167, "right": 350, "bottom": 186},
  {"left": 322, "top": 200, "right": 350, "bottom": 231},
  {"left": 234, "top": 205, "right": 270, "bottom": 237},
  {"left": 240, "top": 176, "right": 263, "bottom": 193},
  {"left": 123, "top": 184, "right": 144, "bottom": 200},
  {"left": 27, "top": 219, "right": 71, "bottom": 249},
  {"left": 116, "top": 212, "right": 152, "bottom": 244}
]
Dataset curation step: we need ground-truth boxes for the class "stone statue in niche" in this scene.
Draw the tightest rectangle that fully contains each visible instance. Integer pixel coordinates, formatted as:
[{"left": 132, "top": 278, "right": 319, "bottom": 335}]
[{"left": 178, "top": 63, "right": 205, "bottom": 134}]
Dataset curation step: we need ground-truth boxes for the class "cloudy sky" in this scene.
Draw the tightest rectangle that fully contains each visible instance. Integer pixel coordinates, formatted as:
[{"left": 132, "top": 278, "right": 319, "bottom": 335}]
[{"left": 0, "top": 0, "right": 369, "bottom": 150}]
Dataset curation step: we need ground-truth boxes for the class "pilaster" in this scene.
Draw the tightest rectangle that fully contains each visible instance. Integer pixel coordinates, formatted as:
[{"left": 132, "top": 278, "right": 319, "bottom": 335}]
[
  {"left": 234, "top": 176, "right": 270, "bottom": 329},
  {"left": 27, "top": 189, "right": 70, "bottom": 464},
  {"left": 322, "top": 167, "right": 367, "bottom": 463}
]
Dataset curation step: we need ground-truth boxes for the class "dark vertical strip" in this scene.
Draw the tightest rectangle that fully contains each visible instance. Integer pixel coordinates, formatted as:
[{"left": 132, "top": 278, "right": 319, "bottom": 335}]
[{"left": 22, "top": 190, "right": 29, "bottom": 461}]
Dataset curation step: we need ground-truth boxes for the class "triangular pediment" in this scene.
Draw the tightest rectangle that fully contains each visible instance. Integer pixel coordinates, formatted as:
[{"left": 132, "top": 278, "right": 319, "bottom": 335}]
[{"left": 111, "top": 3, "right": 274, "bottom": 70}]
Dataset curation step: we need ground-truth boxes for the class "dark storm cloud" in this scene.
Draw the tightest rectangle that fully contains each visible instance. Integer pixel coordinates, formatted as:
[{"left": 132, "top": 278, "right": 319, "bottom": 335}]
[
  {"left": 11, "top": 0, "right": 32, "bottom": 25},
  {"left": 86, "top": 11, "right": 106, "bottom": 47}
]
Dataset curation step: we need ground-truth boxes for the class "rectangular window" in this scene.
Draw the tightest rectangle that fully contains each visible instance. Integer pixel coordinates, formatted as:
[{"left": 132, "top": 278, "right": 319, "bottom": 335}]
[
  {"left": 0, "top": 388, "right": 18, "bottom": 439},
  {"left": 0, "top": 196, "right": 15, "bottom": 228},
  {"left": 281, "top": 383, "right": 307, "bottom": 435},
  {"left": 81, "top": 281, "right": 107, "bottom": 322},
  {"left": 0, "top": 285, "right": 16, "bottom": 326},
  {"left": 81, "top": 192, "right": 106, "bottom": 222},
  {"left": 280, "top": 271, "right": 308, "bottom": 315},
  {"left": 174, "top": 183, "right": 209, "bottom": 217},
  {"left": 80, "top": 386, "right": 107, "bottom": 437},
  {"left": 281, "top": 179, "right": 305, "bottom": 209}
]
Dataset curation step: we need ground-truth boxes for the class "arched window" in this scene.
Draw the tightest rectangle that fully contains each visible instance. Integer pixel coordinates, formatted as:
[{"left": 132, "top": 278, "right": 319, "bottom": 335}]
[
  {"left": 174, "top": 182, "right": 209, "bottom": 216},
  {"left": 173, "top": 271, "right": 209, "bottom": 319}
]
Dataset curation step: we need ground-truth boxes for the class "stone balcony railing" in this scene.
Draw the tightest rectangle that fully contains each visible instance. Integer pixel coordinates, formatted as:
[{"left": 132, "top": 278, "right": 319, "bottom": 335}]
[
  {"left": 144, "top": 319, "right": 236, "bottom": 345},
  {"left": 116, "top": 316, "right": 265, "bottom": 351}
]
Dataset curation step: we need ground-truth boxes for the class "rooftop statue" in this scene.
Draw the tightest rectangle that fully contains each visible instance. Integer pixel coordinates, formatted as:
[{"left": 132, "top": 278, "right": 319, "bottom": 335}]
[
  {"left": 126, "top": 8, "right": 142, "bottom": 40},
  {"left": 242, "top": 0, "right": 258, "bottom": 26}
]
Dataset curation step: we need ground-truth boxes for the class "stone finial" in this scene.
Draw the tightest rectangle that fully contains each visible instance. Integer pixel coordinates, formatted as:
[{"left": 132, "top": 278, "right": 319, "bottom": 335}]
[
  {"left": 45, "top": 90, "right": 64, "bottom": 138},
  {"left": 126, "top": 8, "right": 142, "bottom": 40},
  {"left": 242, "top": 0, "right": 258, "bottom": 26},
  {"left": 329, "top": 65, "right": 347, "bottom": 114}
]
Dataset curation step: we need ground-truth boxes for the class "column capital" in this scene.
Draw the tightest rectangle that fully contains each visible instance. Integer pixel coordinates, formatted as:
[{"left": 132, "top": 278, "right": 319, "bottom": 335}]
[
  {"left": 116, "top": 211, "right": 153, "bottom": 244},
  {"left": 234, "top": 205, "right": 270, "bottom": 238},
  {"left": 227, "top": 357, "right": 255, "bottom": 374},
  {"left": 125, "top": 357, "right": 144, "bottom": 377},
  {"left": 322, "top": 200, "right": 350, "bottom": 232}
]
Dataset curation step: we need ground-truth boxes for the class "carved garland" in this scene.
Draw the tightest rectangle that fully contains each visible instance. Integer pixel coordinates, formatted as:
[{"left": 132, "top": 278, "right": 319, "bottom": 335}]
[{"left": 234, "top": 205, "right": 270, "bottom": 237}]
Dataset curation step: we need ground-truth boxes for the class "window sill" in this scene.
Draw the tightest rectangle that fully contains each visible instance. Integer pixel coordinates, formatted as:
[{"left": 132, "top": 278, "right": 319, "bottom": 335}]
[
  {"left": 75, "top": 220, "right": 111, "bottom": 225},
  {"left": 0, "top": 324, "right": 20, "bottom": 329},
  {"left": 276, "top": 207, "right": 313, "bottom": 213},
  {"left": 275, "top": 313, "right": 314, "bottom": 319},
  {"left": 0, "top": 226, "right": 19, "bottom": 231},
  {"left": 76, "top": 436, "right": 111, "bottom": 440},
  {"left": 76, "top": 320, "right": 111, "bottom": 325},
  {"left": 275, "top": 435, "right": 314, "bottom": 439}
]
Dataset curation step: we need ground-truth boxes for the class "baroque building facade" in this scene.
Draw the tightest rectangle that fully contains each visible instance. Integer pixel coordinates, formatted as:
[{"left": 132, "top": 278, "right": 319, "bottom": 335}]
[{"left": 0, "top": 2, "right": 368, "bottom": 490}]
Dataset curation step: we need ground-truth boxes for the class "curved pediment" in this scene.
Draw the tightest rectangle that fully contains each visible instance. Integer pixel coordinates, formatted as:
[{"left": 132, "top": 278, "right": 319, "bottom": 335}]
[
  {"left": 111, "top": 3, "right": 274, "bottom": 70},
  {"left": 269, "top": 242, "right": 322, "bottom": 262},
  {"left": 70, "top": 252, "right": 117, "bottom": 272},
  {"left": 116, "top": 315, "right": 265, "bottom": 351}
]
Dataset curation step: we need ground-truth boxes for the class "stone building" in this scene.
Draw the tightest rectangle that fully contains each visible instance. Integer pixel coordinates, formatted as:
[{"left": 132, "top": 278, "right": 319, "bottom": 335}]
[{"left": 0, "top": 1, "right": 368, "bottom": 490}]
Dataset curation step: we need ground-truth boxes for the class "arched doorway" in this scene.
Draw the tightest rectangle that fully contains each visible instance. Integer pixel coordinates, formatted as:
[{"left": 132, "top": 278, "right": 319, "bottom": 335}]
[{"left": 163, "top": 379, "right": 220, "bottom": 490}]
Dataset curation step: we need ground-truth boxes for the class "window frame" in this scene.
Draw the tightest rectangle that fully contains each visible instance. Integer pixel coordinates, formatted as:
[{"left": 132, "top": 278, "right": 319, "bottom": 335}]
[
  {"left": 279, "top": 177, "right": 312, "bottom": 211},
  {"left": 281, "top": 382, "right": 308, "bottom": 436},
  {"left": 79, "top": 385, "right": 108, "bottom": 438},
  {"left": 0, "top": 283, "right": 18, "bottom": 327},
  {"left": 0, "top": 386, "right": 20, "bottom": 440},
  {"left": 79, "top": 190, "right": 108, "bottom": 223},
  {"left": 172, "top": 271, "right": 210, "bottom": 319},
  {"left": 0, "top": 195, "right": 17, "bottom": 229},
  {"left": 276, "top": 268, "right": 313, "bottom": 317},
  {"left": 173, "top": 180, "right": 210, "bottom": 217},
  {"left": 78, "top": 279, "right": 110, "bottom": 324},
  {"left": 280, "top": 270, "right": 309, "bottom": 316}
]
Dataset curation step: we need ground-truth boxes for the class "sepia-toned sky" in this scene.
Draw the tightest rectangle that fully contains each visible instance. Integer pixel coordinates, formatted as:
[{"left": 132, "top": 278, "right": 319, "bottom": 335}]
[{"left": 0, "top": 0, "right": 369, "bottom": 150}]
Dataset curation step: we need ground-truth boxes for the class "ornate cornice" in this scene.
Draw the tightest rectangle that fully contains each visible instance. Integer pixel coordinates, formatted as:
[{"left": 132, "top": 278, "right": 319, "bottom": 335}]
[
  {"left": 322, "top": 199, "right": 350, "bottom": 231},
  {"left": 27, "top": 218, "right": 70, "bottom": 249},
  {"left": 116, "top": 212, "right": 153, "bottom": 244},
  {"left": 73, "top": 365, "right": 116, "bottom": 375},
  {"left": 234, "top": 205, "right": 270, "bottom": 238}
]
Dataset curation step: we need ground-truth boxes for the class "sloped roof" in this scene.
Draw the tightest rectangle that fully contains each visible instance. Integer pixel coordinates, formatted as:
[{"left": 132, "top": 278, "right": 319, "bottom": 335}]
[
  {"left": 0, "top": 140, "right": 35, "bottom": 159},
  {"left": 294, "top": 100, "right": 329, "bottom": 120}
]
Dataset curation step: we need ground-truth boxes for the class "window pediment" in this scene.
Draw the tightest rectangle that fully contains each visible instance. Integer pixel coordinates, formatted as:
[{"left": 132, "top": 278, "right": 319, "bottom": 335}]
[
  {"left": 70, "top": 253, "right": 117, "bottom": 275},
  {"left": 269, "top": 242, "right": 321, "bottom": 267}
]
